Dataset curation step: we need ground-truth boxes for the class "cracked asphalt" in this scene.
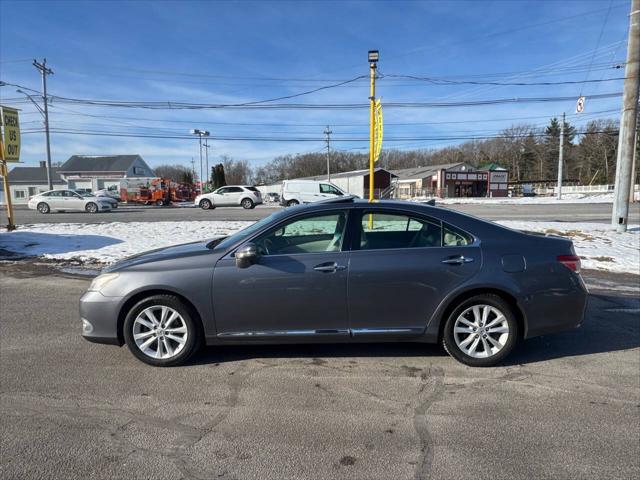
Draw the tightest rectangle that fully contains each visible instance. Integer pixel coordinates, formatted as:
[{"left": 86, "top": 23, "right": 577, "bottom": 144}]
[{"left": 1, "top": 266, "right": 639, "bottom": 480}]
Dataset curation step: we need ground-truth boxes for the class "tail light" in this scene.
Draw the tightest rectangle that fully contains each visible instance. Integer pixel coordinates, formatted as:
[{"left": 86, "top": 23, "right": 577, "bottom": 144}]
[{"left": 557, "top": 254, "right": 581, "bottom": 273}]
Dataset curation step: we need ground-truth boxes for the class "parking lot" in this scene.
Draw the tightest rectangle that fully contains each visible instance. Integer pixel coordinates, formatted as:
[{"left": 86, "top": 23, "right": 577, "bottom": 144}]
[{"left": 0, "top": 262, "right": 638, "bottom": 480}]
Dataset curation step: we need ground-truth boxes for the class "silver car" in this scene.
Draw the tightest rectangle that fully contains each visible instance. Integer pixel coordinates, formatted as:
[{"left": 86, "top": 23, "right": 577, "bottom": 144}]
[
  {"left": 195, "top": 185, "right": 263, "bottom": 210},
  {"left": 28, "top": 189, "right": 113, "bottom": 214}
]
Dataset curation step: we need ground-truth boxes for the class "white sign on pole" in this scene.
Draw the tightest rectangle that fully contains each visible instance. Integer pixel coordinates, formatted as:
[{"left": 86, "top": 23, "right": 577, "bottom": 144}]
[{"left": 576, "top": 96, "right": 585, "bottom": 113}]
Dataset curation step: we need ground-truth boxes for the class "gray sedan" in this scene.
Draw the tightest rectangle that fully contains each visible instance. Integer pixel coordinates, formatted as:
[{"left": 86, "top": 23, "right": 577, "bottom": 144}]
[{"left": 80, "top": 196, "right": 588, "bottom": 367}]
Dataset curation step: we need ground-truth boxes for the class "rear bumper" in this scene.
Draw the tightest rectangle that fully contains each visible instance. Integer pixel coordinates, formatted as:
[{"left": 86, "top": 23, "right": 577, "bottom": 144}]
[
  {"left": 80, "top": 291, "right": 123, "bottom": 345},
  {"left": 522, "top": 273, "right": 589, "bottom": 338}
]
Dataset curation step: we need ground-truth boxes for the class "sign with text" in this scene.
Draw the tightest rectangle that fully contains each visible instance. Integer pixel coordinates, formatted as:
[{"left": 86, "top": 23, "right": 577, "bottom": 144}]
[{"left": 0, "top": 106, "right": 20, "bottom": 162}]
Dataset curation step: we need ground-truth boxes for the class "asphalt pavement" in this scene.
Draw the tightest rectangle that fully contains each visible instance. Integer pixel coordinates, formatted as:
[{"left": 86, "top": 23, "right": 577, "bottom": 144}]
[
  {"left": 5, "top": 201, "right": 640, "bottom": 224},
  {"left": 0, "top": 264, "right": 638, "bottom": 480}
]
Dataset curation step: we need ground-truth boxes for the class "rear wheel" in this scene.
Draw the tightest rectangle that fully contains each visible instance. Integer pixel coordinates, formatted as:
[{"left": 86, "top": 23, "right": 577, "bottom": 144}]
[
  {"left": 442, "top": 294, "right": 518, "bottom": 367},
  {"left": 199, "top": 199, "right": 213, "bottom": 210},
  {"left": 37, "top": 202, "right": 50, "bottom": 214},
  {"left": 286, "top": 199, "right": 299, "bottom": 207},
  {"left": 123, "top": 295, "right": 200, "bottom": 367},
  {"left": 241, "top": 198, "right": 254, "bottom": 209},
  {"left": 85, "top": 202, "right": 98, "bottom": 214}
]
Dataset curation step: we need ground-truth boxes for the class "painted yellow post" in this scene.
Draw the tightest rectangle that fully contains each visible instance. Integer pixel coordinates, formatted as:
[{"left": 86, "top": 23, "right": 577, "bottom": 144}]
[
  {"left": 368, "top": 59, "right": 377, "bottom": 203},
  {"left": 0, "top": 160, "right": 16, "bottom": 231}
]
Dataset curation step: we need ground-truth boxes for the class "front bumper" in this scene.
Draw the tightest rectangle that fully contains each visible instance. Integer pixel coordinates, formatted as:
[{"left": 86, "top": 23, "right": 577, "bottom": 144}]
[{"left": 80, "top": 291, "right": 123, "bottom": 345}]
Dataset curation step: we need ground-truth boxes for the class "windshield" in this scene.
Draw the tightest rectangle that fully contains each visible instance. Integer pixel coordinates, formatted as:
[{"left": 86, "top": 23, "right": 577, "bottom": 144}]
[{"left": 211, "top": 210, "right": 289, "bottom": 250}]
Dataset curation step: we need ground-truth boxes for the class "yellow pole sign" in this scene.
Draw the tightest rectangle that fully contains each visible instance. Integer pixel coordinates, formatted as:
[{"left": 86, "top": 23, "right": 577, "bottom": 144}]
[
  {"left": 1, "top": 107, "right": 21, "bottom": 162},
  {"left": 0, "top": 105, "right": 19, "bottom": 230}
]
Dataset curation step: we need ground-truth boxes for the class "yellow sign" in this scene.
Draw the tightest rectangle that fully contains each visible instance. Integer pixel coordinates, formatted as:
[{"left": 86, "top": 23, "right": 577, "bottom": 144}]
[
  {"left": 374, "top": 99, "right": 383, "bottom": 162},
  {"left": 1, "top": 106, "right": 21, "bottom": 162}
]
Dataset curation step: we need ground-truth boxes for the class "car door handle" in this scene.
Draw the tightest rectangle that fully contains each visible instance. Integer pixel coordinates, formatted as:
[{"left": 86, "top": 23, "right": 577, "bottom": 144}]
[
  {"left": 441, "top": 255, "right": 474, "bottom": 265},
  {"left": 313, "top": 262, "right": 347, "bottom": 273}
]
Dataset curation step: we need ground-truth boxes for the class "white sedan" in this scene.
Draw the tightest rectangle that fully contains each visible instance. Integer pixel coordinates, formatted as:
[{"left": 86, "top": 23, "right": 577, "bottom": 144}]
[
  {"left": 195, "top": 185, "right": 263, "bottom": 210},
  {"left": 28, "top": 190, "right": 113, "bottom": 214}
]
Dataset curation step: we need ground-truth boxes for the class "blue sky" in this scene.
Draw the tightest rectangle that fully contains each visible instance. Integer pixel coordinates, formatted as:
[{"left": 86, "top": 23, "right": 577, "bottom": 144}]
[{"left": 0, "top": 0, "right": 630, "bottom": 172}]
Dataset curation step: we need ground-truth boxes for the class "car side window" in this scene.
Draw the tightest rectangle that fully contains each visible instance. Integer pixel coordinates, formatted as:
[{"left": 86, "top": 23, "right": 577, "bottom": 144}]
[
  {"left": 254, "top": 212, "right": 348, "bottom": 256},
  {"left": 319, "top": 184, "right": 342, "bottom": 195},
  {"left": 227, "top": 187, "right": 243, "bottom": 193},
  {"left": 216, "top": 187, "right": 229, "bottom": 194},
  {"left": 48, "top": 191, "right": 63, "bottom": 197},
  {"left": 443, "top": 223, "right": 474, "bottom": 246},
  {"left": 359, "top": 212, "right": 442, "bottom": 250}
]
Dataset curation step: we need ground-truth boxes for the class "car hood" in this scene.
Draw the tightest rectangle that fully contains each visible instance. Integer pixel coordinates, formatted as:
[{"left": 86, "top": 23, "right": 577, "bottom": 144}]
[{"left": 104, "top": 240, "right": 218, "bottom": 272}]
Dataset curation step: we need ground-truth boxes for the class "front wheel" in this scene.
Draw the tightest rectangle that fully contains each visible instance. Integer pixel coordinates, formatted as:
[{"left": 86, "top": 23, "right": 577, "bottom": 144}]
[
  {"left": 241, "top": 198, "right": 254, "bottom": 209},
  {"left": 442, "top": 294, "right": 518, "bottom": 367},
  {"left": 155, "top": 199, "right": 164, "bottom": 207},
  {"left": 286, "top": 199, "right": 299, "bottom": 207},
  {"left": 123, "top": 295, "right": 201, "bottom": 367},
  {"left": 199, "top": 199, "right": 213, "bottom": 210},
  {"left": 37, "top": 202, "right": 50, "bottom": 214},
  {"left": 85, "top": 202, "right": 98, "bottom": 214}
]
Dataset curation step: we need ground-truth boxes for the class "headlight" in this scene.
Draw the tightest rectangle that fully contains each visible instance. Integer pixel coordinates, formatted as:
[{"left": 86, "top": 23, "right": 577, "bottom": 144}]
[{"left": 88, "top": 273, "right": 119, "bottom": 292}]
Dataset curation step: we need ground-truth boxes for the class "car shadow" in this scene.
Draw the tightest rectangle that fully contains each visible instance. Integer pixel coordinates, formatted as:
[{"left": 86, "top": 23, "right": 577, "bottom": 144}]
[
  {"left": 191, "top": 292, "right": 639, "bottom": 367},
  {"left": 0, "top": 231, "right": 122, "bottom": 256}
]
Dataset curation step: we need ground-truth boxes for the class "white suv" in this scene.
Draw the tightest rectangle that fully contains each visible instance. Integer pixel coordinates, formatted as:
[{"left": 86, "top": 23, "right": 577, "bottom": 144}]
[{"left": 195, "top": 185, "right": 263, "bottom": 210}]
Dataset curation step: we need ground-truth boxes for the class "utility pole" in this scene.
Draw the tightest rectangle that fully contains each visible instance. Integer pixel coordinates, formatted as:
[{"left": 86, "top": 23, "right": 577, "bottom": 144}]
[
  {"left": 612, "top": 0, "right": 640, "bottom": 231},
  {"left": 204, "top": 140, "right": 210, "bottom": 189},
  {"left": 557, "top": 112, "right": 565, "bottom": 200},
  {"left": 324, "top": 125, "right": 332, "bottom": 181},
  {"left": 368, "top": 50, "right": 379, "bottom": 203},
  {"left": 33, "top": 59, "right": 53, "bottom": 190},
  {"left": 190, "top": 129, "right": 209, "bottom": 192},
  {"left": 190, "top": 157, "right": 196, "bottom": 183}
]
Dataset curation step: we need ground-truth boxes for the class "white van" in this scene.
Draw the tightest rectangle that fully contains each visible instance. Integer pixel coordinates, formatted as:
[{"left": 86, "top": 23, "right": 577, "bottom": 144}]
[{"left": 280, "top": 180, "right": 347, "bottom": 206}]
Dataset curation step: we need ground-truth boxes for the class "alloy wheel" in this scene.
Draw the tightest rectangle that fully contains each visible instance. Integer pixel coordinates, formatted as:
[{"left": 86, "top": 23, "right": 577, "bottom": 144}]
[
  {"left": 132, "top": 305, "right": 188, "bottom": 360},
  {"left": 453, "top": 304, "right": 509, "bottom": 359}
]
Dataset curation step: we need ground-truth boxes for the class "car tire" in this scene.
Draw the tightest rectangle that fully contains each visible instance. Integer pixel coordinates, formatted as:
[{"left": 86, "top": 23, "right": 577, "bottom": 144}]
[
  {"left": 442, "top": 294, "right": 518, "bottom": 367},
  {"left": 241, "top": 198, "right": 254, "bottom": 209},
  {"left": 123, "top": 294, "right": 201, "bottom": 367},
  {"left": 37, "top": 202, "right": 50, "bottom": 214},
  {"left": 155, "top": 199, "right": 164, "bottom": 207},
  {"left": 85, "top": 202, "right": 98, "bottom": 214},
  {"left": 199, "top": 199, "right": 213, "bottom": 210},
  {"left": 111, "top": 203, "right": 118, "bottom": 209},
  {"left": 286, "top": 199, "right": 299, "bottom": 207}
]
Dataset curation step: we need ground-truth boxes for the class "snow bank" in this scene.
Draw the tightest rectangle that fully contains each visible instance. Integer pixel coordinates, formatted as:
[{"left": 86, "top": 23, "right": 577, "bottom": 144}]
[
  {"left": 497, "top": 221, "right": 639, "bottom": 274},
  {"left": 0, "top": 221, "right": 251, "bottom": 264},
  {"left": 411, "top": 193, "right": 615, "bottom": 205},
  {"left": 0, "top": 219, "right": 637, "bottom": 274}
]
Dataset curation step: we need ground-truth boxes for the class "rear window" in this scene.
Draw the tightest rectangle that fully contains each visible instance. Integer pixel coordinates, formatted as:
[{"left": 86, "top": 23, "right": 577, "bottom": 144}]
[{"left": 245, "top": 187, "right": 259, "bottom": 192}]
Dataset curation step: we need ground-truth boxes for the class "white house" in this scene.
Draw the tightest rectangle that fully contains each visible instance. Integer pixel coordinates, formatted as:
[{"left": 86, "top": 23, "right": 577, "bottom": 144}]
[
  {"left": 2, "top": 162, "right": 66, "bottom": 205},
  {"left": 58, "top": 155, "right": 156, "bottom": 192}
]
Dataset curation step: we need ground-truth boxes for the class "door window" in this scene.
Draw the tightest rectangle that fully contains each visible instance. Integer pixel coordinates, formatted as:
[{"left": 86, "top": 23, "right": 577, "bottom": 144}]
[
  {"left": 319, "top": 184, "right": 343, "bottom": 195},
  {"left": 254, "top": 212, "right": 348, "bottom": 255},
  {"left": 443, "top": 224, "right": 474, "bottom": 246},
  {"left": 47, "top": 190, "right": 64, "bottom": 197},
  {"left": 63, "top": 191, "right": 82, "bottom": 198},
  {"left": 359, "top": 212, "right": 442, "bottom": 250},
  {"left": 226, "top": 187, "right": 243, "bottom": 193},
  {"left": 215, "top": 187, "right": 229, "bottom": 194}
]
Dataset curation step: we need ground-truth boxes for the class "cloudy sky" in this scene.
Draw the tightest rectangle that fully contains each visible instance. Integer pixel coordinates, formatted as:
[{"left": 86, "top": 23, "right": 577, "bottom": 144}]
[{"left": 0, "top": 0, "right": 630, "bottom": 171}]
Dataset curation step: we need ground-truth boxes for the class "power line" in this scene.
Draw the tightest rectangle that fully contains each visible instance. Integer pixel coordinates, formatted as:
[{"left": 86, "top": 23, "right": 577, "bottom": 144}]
[
  {"left": 580, "top": 0, "right": 615, "bottom": 95},
  {"left": 380, "top": 73, "right": 628, "bottom": 87}
]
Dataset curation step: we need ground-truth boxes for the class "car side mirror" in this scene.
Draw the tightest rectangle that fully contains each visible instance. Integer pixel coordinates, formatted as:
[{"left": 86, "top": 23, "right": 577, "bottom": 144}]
[{"left": 235, "top": 243, "right": 258, "bottom": 269}]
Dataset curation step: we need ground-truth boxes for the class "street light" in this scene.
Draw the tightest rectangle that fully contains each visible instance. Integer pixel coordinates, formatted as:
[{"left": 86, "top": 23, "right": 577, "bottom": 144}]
[{"left": 190, "top": 129, "right": 209, "bottom": 190}]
